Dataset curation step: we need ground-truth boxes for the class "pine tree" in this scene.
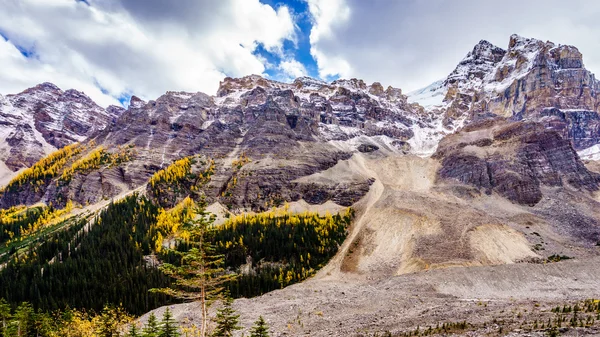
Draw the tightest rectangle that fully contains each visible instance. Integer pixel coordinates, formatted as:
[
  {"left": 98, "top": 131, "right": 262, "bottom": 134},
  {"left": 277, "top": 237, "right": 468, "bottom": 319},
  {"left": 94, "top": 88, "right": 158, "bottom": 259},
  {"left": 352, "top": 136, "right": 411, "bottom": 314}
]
[
  {"left": 0, "top": 299, "right": 10, "bottom": 337},
  {"left": 13, "top": 302, "right": 34, "bottom": 337},
  {"left": 97, "top": 305, "right": 120, "bottom": 337},
  {"left": 249, "top": 316, "right": 269, "bottom": 337},
  {"left": 211, "top": 297, "right": 241, "bottom": 337},
  {"left": 128, "top": 322, "right": 142, "bottom": 337},
  {"left": 159, "top": 308, "right": 180, "bottom": 337},
  {"left": 143, "top": 313, "right": 161, "bottom": 337},
  {"left": 32, "top": 310, "right": 55, "bottom": 337},
  {"left": 153, "top": 203, "right": 236, "bottom": 337}
]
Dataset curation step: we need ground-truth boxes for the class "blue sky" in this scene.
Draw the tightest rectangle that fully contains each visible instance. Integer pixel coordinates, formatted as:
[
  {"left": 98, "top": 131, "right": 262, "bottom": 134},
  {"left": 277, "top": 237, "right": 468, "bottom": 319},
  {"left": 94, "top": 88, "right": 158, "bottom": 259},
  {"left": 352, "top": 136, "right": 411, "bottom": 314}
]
[
  {"left": 1, "top": 0, "right": 600, "bottom": 107},
  {"left": 255, "top": 0, "right": 320, "bottom": 80}
]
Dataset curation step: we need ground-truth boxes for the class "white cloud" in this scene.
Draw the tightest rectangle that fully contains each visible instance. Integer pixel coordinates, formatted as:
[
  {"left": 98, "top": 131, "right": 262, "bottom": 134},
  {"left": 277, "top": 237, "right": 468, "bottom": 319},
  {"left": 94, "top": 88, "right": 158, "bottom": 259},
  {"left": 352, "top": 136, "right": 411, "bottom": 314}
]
[
  {"left": 0, "top": 0, "right": 298, "bottom": 106},
  {"left": 307, "top": 0, "right": 600, "bottom": 92},
  {"left": 278, "top": 59, "right": 308, "bottom": 81},
  {"left": 307, "top": 0, "right": 352, "bottom": 79},
  {"left": 0, "top": 37, "right": 120, "bottom": 107}
]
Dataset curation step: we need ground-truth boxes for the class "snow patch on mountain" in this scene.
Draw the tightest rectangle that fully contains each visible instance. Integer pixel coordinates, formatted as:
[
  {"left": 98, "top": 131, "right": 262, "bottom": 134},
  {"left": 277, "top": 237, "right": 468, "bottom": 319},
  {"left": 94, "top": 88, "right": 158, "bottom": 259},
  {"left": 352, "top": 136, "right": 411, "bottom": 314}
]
[
  {"left": 578, "top": 144, "right": 600, "bottom": 161},
  {"left": 406, "top": 79, "right": 446, "bottom": 108}
]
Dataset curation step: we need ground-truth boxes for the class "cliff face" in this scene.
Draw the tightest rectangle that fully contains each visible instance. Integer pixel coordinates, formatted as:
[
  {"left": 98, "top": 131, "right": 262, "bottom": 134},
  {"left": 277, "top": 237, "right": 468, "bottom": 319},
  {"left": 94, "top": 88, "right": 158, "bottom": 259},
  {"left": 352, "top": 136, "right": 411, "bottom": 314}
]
[
  {"left": 434, "top": 119, "right": 599, "bottom": 206},
  {"left": 90, "top": 75, "right": 429, "bottom": 210},
  {"left": 1, "top": 75, "right": 425, "bottom": 209},
  {"left": 410, "top": 35, "right": 600, "bottom": 150},
  {"left": 2, "top": 35, "right": 600, "bottom": 212}
]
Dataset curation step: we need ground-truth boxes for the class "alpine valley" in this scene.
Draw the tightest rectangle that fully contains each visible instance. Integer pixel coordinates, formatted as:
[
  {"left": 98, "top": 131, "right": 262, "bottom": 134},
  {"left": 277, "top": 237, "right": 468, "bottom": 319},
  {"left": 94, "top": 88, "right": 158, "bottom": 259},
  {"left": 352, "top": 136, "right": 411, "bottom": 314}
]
[{"left": 2, "top": 35, "right": 600, "bottom": 336}]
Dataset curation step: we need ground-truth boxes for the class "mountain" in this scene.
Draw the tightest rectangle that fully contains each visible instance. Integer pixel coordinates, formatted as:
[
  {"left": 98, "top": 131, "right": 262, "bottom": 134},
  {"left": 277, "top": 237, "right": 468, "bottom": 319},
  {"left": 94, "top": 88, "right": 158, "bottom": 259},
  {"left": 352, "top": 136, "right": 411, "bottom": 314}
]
[
  {"left": 2, "top": 34, "right": 600, "bottom": 336},
  {"left": 409, "top": 34, "right": 600, "bottom": 150},
  {"left": 0, "top": 74, "right": 453, "bottom": 210},
  {"left": 0, "top": 82, "right": 122, "bottom": 183}
]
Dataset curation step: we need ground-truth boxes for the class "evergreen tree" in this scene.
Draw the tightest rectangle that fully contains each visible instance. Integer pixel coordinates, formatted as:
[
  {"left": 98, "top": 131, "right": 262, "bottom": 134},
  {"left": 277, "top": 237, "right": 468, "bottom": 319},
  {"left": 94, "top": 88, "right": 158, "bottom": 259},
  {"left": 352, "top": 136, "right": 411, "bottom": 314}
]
[
  {"left": 158, "top": 308, "right": 180, "bottom": 337},
  {"left": 12, "top": 302, "right": 34, "bottom": 337},
  {"left": 32, "top": 310, "right": 55, "bottom": 337},
  {"left": 0, "top": 299, "right": 10, "bottom": 337},
  {"left": 97, "top": 305, "right": 120, "bottom": 337},
  {"left": 128, "top": 322, "right": 142, "bottom": 337},
  {"left": 153, "top": 204, "right": 236, "bottom": 337},
  {"left": 249, "top": 316, "right": 269, "bottom": 337},
  {"left": 143, "top": 313, "right": 161, "bottom": 337},
  {"left": 211, "top": 297, "right": 240, "bottom": 337}
]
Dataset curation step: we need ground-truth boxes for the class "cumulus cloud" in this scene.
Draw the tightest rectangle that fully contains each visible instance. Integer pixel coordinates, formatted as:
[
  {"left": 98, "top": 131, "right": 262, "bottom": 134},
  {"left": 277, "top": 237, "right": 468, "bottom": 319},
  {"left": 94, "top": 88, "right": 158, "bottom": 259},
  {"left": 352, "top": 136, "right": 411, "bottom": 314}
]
[
  {"left": 0, "top": 0, "right": 298, "bottom": 106},
  {"left": 307, "top": 0, "right": 600, "bottom": 92},
  {"left": 307, "top": 0, "right": 352, "bottom": 80},
  {"left": 277, "top": 59, "right": 308, "bottom": 81}
]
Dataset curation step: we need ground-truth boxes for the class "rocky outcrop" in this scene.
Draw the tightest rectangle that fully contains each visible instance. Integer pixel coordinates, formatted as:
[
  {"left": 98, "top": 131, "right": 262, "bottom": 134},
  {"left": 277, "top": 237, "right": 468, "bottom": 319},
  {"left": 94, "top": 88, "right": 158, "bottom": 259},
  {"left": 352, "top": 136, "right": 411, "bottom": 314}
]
[
  {"left": 435, "top": 120, "right": 599, "bottom": 205},
  {"left": 0, "top": 83, "right": 119, "bottom": 171}
]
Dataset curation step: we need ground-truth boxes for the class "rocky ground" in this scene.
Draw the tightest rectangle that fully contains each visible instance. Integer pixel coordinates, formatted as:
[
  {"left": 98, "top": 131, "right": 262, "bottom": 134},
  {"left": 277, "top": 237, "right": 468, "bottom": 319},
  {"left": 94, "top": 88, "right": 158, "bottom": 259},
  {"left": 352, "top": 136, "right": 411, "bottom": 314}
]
[{"left": 144, "top": 256, "right": 600, "bottom": 336}]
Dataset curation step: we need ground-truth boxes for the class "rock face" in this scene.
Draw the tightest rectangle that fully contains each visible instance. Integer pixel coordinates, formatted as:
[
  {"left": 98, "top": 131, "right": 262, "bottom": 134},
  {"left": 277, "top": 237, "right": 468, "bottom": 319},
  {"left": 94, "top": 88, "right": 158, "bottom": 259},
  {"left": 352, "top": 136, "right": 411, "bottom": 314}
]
[
  {"left": 434, "top": 119, "right": 600, "bottom": 206},
  {"left": 91, "top": 76, "right": 407, "bottom": 210},
  {"left": 409, "top": 34, "right": 600, "bottom": 150},
  {"left": 0, "top": 83, "right": 120, "bottom": 171},
  {"left": 2, "top": 75, "right": 419, "bottom": 209}
]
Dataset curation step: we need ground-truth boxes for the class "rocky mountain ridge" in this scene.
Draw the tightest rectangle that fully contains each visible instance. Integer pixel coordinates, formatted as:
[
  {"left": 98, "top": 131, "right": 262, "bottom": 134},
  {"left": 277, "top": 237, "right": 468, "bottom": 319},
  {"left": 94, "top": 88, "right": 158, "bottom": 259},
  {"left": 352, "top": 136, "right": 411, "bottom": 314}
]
[
  {"left": 3, "top": 34, "right": 600, "bottom": 213},
  {"left": 0, "top": 82, "right": 122, "bottom": 174},
  {"left": 409, "top": 34, "right": 600, "bottom": 151}
]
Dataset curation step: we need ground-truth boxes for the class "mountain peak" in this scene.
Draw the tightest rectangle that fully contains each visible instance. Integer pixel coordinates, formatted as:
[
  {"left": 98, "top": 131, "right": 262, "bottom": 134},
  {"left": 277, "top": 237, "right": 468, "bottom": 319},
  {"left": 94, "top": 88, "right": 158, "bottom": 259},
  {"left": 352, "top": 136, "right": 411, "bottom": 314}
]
[
  {"left": 444, "top": 39, "right": 505, "bottom": 87},
  {"left": 129, "top": 95, "right": 146, "bottom": 108},
  {"left": 464, "top": 40, "right": 506, "bottom": 64},
  {"left": 33, "top": 82, "right": 62, "bottom": 93},
  {"left": 217, "top": 74, "right": 282, "bottom": 97},
  {"left": 293, "top": 76, "right": 328, "bottom": 90},
  {"left": 508, "top": 34, "right": 546, "bottom": 49}
]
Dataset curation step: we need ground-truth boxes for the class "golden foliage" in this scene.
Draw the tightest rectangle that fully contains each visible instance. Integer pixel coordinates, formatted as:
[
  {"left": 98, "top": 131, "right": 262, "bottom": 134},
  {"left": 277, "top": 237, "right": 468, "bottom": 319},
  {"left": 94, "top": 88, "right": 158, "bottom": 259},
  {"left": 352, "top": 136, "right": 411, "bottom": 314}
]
[
  {"left": 149, "top": 155, "right": 215, "bottom": 201},
  {"left": 149, "top": 157, "right": 192, "bottom": 188},
  {"left": 0, "top": 205, "right": 28, "bottom": 225},
  {"left": 1, "top": 143, "right": 82, "bottom": 192},
  {"left": 231, "top": 152, "right": 250, "bottom": 169},
  {"left": 222, "top": 205, "right": 353, "bottom": 248},
  {"left": 152, "top": 197, "right": 195, "bottom": 251},
  {"left": 56, "top": 306, "right": 131, "bottom": 337},
  {"left": 1, "top": 142, "right": 134, "bottom": 192},
  {"left": 61, "top": 145, "right": 135, "bottom": 181},
  {"left": 61, "top": 146, "right": 106, "bottom": 181},
  {"left": 5, "top": 200, "right": 75, "bottom": 246}
]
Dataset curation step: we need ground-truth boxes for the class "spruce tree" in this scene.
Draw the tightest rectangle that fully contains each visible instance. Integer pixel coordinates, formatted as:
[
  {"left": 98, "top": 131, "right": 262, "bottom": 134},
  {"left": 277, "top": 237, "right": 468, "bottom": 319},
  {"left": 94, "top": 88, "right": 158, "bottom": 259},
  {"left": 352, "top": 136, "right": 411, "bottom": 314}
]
[
  {"left": 249, "top": 316, "right": 269, "bottom": 337},
  {"left": 13, "top": 302, "right": 34, "bottom": 337},
  {"left": 159, "top": 308, "right": 180, "bottom": 337},
  {"left": 32, "top": 310, "right": 54, "bottom": 337},
  {"left": 153, "top": 203, "right": 236, "bottom": 337},
  {"left": 97, "top": 306, "right": 120, "bottom": 337},
  {"left": 143, "top": 313, "right": 161, "bottom": 337},
  {"left": 0, "top": 299, "right": 10, "bottom": 337},
  {"left": 211, "top": 297, "right": 241, "bottom": 337},
  {"left": 128, "top": 322, "right": 142, "bottom": 337}
]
